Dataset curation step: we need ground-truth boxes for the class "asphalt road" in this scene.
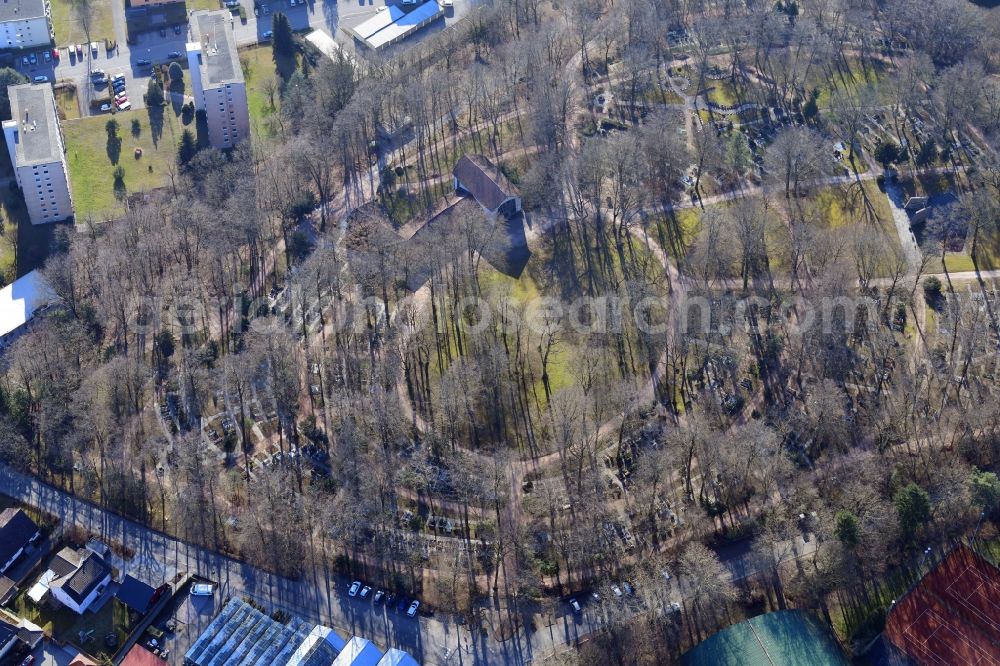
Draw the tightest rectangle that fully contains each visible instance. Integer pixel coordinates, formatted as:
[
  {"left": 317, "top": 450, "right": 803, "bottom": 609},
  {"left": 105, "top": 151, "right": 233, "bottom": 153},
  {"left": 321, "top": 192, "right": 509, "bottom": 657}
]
[{"left": 0, "top": 462, "right": 610, "bottom": 666}]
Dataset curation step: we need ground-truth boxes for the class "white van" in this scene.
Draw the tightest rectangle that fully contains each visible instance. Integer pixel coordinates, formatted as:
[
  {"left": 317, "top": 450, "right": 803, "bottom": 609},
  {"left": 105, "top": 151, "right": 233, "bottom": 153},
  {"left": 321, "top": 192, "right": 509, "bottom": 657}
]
[{"left": 191, "top": 583, "right": 214, "bottom": 596}]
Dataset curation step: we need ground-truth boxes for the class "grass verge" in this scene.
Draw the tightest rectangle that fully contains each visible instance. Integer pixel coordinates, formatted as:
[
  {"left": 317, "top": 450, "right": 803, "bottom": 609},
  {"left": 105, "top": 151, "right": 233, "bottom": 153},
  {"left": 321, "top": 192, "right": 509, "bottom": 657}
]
[{"left": 63, "top": 106, "right": 187, "bottom": 221}]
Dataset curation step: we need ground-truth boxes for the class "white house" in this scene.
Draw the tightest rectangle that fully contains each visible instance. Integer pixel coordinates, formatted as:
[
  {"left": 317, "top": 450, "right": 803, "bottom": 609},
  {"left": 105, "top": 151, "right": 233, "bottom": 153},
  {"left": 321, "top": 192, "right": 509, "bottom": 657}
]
[
  {"left": 41, "top": 547, "right": 112, "bottom": 614},
  {"left": 0, "top": 0, "right": 52, "bottom": 50}
]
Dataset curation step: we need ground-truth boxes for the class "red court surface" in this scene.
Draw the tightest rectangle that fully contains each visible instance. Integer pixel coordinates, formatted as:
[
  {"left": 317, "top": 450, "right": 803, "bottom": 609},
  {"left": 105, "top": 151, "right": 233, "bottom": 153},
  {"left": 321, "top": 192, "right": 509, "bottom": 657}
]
[{"left": 885, "top": 545, "right": 1000, "bottom": 666}]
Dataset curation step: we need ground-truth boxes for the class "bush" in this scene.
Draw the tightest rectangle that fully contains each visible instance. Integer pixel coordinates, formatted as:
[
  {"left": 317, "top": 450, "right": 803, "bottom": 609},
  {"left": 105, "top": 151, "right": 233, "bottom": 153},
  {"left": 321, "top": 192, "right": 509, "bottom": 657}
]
[
  {"left": 923, "top": 276, "right": 943, "bottom": 304},
  {"left": 874, "top": 140, "right": 901, "bottom": 166}
]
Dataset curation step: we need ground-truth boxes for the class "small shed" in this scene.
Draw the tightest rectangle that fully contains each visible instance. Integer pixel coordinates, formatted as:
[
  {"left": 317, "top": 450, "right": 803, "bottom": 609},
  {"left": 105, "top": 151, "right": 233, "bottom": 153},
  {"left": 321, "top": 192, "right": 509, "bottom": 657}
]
[{"left": 115, "top": 575, "right": 157, "bottom": 615}]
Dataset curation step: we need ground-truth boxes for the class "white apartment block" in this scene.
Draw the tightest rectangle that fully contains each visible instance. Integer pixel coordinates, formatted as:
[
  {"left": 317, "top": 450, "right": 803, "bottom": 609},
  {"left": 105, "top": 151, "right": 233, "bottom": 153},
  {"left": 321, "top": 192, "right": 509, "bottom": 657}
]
[
  {"left": 0, "top": 0, "right": 52, "bottom": 49},
  {"left": 2, "top": 83, "right": 73, "bottom": 225},
  {"left": 187, "top": 10, "right": 250, "bottom": 150}
]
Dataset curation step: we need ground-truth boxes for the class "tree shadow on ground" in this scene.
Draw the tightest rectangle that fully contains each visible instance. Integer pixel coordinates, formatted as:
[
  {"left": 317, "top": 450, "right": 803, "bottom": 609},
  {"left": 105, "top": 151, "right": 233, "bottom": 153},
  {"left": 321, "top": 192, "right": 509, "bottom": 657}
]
[
  {"left": 275, "top": 52, "right": 297, "bottom": 82},
  {"left": 105, "top": 120, "right": 122, "bottom": 165},
  {"left": 148, "top": 105, "right": 164, "bottom": 148},
  {"left": 169, "top": 67, "right": 185, "bottom": 117}
]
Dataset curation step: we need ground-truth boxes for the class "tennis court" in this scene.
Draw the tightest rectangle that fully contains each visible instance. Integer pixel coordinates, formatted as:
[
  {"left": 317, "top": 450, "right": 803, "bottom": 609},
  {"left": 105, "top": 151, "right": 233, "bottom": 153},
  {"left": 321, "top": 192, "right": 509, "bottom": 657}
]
[
  {"left": 885, "top": 545, "right": 1000, "bottom": 666},
  {"left": 680, "top": 610, "right": 849, "bottom": 665}
]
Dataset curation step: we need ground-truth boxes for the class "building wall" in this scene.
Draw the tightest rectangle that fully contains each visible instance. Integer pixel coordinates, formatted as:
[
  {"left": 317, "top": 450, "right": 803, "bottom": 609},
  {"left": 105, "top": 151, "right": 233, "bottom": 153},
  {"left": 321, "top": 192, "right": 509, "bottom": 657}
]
[
  {"left": 199, "top": 82, "right": 250, "bottom": 150},
  {"left": 15, "top": 160, "right": 73, "bottom": 224},
  {"left": 1, "top": 546, "right": 26, "bottom": 574},
  {"left": 0, "top": 15, "right": 51, "bottom": 50},
  {"left": 51, "top": 572, "right": 110, "bottom": 614}
]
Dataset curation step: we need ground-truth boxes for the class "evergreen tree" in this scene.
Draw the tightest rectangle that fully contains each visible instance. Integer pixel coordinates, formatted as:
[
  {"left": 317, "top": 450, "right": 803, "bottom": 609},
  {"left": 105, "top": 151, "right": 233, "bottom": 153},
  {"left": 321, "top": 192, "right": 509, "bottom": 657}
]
[
  {"left": 178, "top": 129, "right": 197, "bottom": 166},
  {"left": 272, "top": 12, "right": 295, "bottom": 58},
  {"left": 146, "top": 79, "right": 164, "bottom": 107}
]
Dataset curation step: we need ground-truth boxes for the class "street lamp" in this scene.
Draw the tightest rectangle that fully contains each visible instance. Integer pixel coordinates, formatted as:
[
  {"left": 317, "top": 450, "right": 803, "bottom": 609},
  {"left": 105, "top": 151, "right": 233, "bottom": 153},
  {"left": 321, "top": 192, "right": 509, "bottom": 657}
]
[{"left": 919, "top": 546, "right": 932, "bottom": 570}]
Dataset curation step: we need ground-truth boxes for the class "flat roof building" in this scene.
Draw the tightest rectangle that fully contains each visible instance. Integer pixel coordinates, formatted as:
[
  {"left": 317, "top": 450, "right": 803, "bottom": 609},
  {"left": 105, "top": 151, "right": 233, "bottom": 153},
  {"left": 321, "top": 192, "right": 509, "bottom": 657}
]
[
  {"left": 2, "top": 84, "right": 74, "bottom": 225},
  {"left": 351, "top": 1, "right": 444, "bottom": 51},
  {"left": 187, "top": 10, "right": 250, "bottom": 150},
  {"left": 0, "top": 0, "right": 52, "bottom": 49}
]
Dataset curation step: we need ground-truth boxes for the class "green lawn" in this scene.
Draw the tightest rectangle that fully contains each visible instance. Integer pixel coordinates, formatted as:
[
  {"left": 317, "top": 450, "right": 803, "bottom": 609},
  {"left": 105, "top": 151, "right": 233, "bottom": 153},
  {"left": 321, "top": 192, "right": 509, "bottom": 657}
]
[
  {"left": 704, "top": 79, "right": 741, "bottom": 107},
  {"left": 187, "top": 0, "right": 222, "bottom": 11},
  {"left": 814, "top": 58, "right": 885, "bottom": 110},
  {"left": 63, "top": 106, "right": 188, "bottom": 222},
  {"left": 50, "top": 0, "right": 115, "bottom": 46},
  {"left": 240, "top": 45, "right": 284, "bottom": 142}
]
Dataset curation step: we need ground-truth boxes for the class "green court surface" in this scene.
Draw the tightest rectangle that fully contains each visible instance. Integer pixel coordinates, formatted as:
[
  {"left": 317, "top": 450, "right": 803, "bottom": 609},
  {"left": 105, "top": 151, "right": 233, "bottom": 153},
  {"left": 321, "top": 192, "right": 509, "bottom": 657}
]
[{"left": 681, "top": 610, "right": 850, "bottom": 666}]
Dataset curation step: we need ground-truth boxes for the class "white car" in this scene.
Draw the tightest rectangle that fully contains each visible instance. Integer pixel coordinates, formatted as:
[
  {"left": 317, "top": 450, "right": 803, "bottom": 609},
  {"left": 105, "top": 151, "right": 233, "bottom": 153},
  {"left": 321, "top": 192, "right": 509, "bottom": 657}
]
[
  {"left": 569, "top": 598, "right": 582, "bottom": 613},
  {"left": 348, "top": 581, "right": 361, "bottom": 597},
  {"left": 191, "top": 583, "right": 214, "bottom": 596},
  {"left": 407, "top": 600, "right": 420, "bottom": 617},
  {"left": 32, "top": 75, "right": 48, "bottom": 83},
  {"left": 611, "top": 584, "right": 623, "bottom": 600}
]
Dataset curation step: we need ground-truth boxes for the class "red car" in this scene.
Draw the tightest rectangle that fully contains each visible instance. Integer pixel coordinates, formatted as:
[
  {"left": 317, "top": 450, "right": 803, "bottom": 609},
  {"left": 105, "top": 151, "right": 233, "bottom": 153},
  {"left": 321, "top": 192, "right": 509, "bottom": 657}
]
[{"left": 52, "top": 48, "right": 59, "bottom": 59}]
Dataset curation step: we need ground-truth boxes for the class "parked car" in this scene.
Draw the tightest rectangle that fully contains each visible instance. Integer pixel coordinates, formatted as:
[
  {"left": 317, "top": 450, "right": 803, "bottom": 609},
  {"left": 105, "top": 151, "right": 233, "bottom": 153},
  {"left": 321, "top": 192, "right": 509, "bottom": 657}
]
[
  {"left": 43, "top": 50, "right": 50, "bottom": 62},
  {"left": 373, "top": 590, "right": 384, "bottom": 604},
  {"left": 21, "top": 55, "right": 28, "bottom": 65},
  {"left": 174, "top": 24, "right": 183, "bottom": 34},
  {"left": 611, "top": 584, "right": 623, "bottom": 600},
  {"left": 20, "top": 656, "right": 35, "bottom": 666},
  {"left": 116, "top": 100, "right": 131, "bottom": 111},
  {"left": 100, "top": 103, "right": 113, "bottom": 112},
  {"left": 622, "top": 581, "right": 634, "bottom": 595},
  {"left": 261, "top": 30, "right": 272, "bottom": 39},
  {"left": 52, "top": 48, "right": 59, "bottom": 59},
  {"left": 167, "top": 51, "right": 181, "bottom": 59},
  {"left": 32, "top": 75, "right": 48, "bottom": 83},
  {"left": 136, "top": 58, "right": 150, "bottom": 66},
  {"left": 28, "top": 53, "right": 37, "bottom": 64},
  {"left": 112, "top": 72, "right": 125, "bottom": 82},
  {"left": 191, "top": 583, "right": 214, "bottom": 596},
  {"left": 359, "top": 585, "right": 371, "bottom": 599},
  {"left": 91, "top": 69, "right": 105, "bottom": 79},
  {"left": 569, "top": 598, "right": 582, "bottom": 613},
  {"left": 348, "top": 581, "right": 361, "bottom": 597},
  {"left": 407, "top": 600, "right": 420, "bottom": 617}
]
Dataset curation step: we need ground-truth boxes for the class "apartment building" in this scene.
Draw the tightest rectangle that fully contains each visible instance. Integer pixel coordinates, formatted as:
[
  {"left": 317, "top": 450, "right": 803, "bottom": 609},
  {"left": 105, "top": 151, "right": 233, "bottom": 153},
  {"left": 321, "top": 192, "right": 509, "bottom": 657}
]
[
  {"left": 186, "top": 10, "right": 250, "bottom": 150},
  {"left": 0, "top": 0, "right": 52, "bottom": 50},
  {"left": 2, "top": 83, "right": 73, "bottom": 225}
]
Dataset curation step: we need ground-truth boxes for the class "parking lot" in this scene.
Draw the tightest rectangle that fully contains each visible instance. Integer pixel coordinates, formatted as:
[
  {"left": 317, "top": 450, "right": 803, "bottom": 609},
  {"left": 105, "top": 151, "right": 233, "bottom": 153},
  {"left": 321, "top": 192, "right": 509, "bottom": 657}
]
[{"left": 9, "top": 0, "right": 483, "bottom": 119}]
